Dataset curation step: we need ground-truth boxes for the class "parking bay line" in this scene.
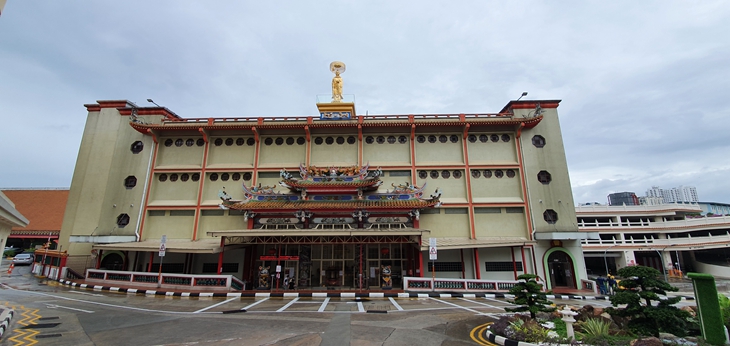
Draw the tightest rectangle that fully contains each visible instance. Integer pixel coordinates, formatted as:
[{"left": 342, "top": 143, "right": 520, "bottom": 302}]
[
  {"left": 459, "top": 298, "right": 505, "bottom": 311},
  {"left": 389, "top": 297, "right": 404, "bottom": 311},
  {"left": 241, "top": 297, "right": 270, "bottom": 311},
  {"left": 194, "top": 297, "right": 238, "bottom": 313},
  {"left": 318, "top": 297, "right": 330, "bottom": 312},
  {"left": 276, "top": 297, "right": 300, "bottom": 312},
  {"left": 430, "top": 298, "right": 490, "bottom": 316}
]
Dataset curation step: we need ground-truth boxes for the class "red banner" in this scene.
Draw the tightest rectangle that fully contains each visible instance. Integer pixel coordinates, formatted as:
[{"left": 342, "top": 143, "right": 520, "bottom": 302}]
[{"left": 259, "top": 256, "right": 299, "bottom": 261}]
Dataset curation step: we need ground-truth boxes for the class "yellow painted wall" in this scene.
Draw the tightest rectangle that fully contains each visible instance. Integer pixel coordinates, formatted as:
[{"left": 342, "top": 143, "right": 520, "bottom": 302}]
[
  {"left": 310, "top": 135, "right": 357, "bottom": 166},
  {"left": 207, "top": 137, "right": 255, "bottom": 168},
  {"left": 419, "top": 209, "right": 470, "bottom": 238},
  {"left": 156, "top": 137, "right": 204, "bottom": 168},
  {"left": 142, "top": 212, "right": 195, "bottom": 240},
  {"left": 414, "top": 134, "right": 464, "bottom": 165},
  {"left": 469, "top": 169, "right": 523, "bottom": 203},
  {"left": 415, "top": 169, "right": 467, "bottom": 203},
  {"left": 259, "top": 136, "right": 307, "bottom": 167},
  {"left": 197, "top": 211, "right": 247, "bottom": 240},
  {"left": 473, "top": 208, "right": 528, "bottom": 238},
  {"left": 466, "top": 133, "right": 518, "bottom": 164},
  {"left": 362, "top": 134, "right": 411, "bottom": 166},
  {"left": 147, "top": 173, "right": 199, "bottom": 205}
]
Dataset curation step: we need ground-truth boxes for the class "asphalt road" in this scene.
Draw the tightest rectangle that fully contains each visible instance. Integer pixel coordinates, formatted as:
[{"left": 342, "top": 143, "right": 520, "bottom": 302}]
[{"left": 0, "top": 262, "right": 699, "bottom": 346}]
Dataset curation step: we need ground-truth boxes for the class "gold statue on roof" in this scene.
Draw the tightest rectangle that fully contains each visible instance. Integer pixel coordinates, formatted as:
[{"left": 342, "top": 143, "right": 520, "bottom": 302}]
[{"left": 330, "top": 61, "right": 346, "bottom": 102}]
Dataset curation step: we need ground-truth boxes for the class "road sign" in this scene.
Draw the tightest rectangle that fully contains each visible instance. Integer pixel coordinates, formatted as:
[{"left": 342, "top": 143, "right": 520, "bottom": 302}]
[
  {"left": 159, "top": 251, "right": 166, "bottom": 257},
  {"left": 429, "top": 237, "right": 437, "bottom": 261},
  {"left": 159, "top": 235, "right": 167, "bottom": 257}
]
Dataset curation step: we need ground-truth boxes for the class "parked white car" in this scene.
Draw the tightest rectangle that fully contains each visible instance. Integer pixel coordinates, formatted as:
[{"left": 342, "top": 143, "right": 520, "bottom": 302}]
[{"left": 12, "top": 253, "right": 33, "bottom": 265}]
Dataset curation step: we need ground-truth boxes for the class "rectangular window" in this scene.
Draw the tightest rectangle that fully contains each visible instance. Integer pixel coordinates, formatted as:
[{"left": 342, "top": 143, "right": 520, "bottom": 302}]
[
  {"left": 170, "top": 210, "right": 195, "bottom": 216},
  {"left": 505, "top": 207, "right": 524, "bottom": 214},
  {"left": 201, "top": 209, "right": 225, "bottom": 216},
  {"left": 388, "top": 170, "right": 411, "bottom": 177},
  {"left": 258, "top": 172, "right": 280, "bottom": 179},
  {"left": 148, "top": 210, "right": 166, "bottom": 216},
  {"left": 484, "top": 261, "right": 523, "bottom": 272},
  {"left": 474, "top": 207, "right": 501, "bottom": 214},
  {"left": 202, "top": 263, "right": 239, "bottom": 273},
  {"left": 229, "top": 210, "right": 246, "bottom": 215},
  {"left": 420, "top": 208, "right": 441, "bottom": 214},
  {"left": 428, "top": 262, "right": 463, "bottom": 272},
  {"left": 444, "top": 208, "right": 468, "bottom": 214}
]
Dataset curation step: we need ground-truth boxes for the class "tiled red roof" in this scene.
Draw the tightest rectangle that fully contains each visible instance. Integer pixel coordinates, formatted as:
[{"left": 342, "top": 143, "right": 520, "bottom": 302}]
[
  {"left": 283, "top": 180, "right": 380, "bottom": 188},
  {"left": 228, "top": 199, "right": 437, "bottom": 210},
  {"left": 1, "top": 189, "right": 68, "bottom": 232}
]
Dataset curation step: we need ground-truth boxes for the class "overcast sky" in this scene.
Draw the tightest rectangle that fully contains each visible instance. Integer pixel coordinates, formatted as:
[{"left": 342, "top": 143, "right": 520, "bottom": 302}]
[{"left": 1, "top": 1, "right": 729, "bottom": 205}]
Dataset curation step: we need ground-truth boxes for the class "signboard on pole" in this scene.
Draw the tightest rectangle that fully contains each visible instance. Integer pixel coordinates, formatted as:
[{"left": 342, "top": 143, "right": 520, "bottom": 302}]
[
  {"left": 429, "top": 237, "right": 437, "bottom": 261},
  {"left": 159, "top": 235, "right": 167, "bottom": 257}
]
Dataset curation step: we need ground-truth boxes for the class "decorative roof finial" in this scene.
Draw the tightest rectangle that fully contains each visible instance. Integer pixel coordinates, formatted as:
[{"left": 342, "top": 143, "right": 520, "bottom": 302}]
[{"left": 330, "top": 61, "right": 346, "bottom": 103}]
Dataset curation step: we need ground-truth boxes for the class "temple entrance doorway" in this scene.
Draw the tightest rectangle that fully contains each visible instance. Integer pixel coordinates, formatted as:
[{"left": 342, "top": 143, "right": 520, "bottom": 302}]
[{"left": 547, "top": 250, "right": 575, "bottom": 289}]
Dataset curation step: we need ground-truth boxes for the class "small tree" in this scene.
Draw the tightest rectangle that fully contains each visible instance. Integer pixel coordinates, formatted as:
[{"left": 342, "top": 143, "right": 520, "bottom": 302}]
[
  {"left": 505, "top": 274, "right": 555, "bottom": 319},
  {"left": 606, "top": 265, "right": 690, "bottom": 337}
]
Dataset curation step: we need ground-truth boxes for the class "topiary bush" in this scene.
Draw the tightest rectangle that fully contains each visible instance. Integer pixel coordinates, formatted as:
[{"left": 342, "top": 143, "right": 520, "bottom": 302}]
[
  {"left": 505, "top": 274, "right": 555, "bottom": 319},
  {"left": 606, "top": 265, "right": 690, "bottom": 337}
]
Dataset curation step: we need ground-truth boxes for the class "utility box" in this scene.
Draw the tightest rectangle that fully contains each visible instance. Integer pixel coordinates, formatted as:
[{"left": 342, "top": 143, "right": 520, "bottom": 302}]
[{"left": 687, "top": 272, "right": 727, "bottom": 345}]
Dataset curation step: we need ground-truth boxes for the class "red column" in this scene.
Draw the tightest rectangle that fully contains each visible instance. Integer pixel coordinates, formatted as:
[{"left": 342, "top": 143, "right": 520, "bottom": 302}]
[
  {"left": 521, "top": 246, "right": 527, "bottom": 275},
  {"left": 511, "top": 246, "right": 518, "bottom": 280},
  {"left": 96, "top": 250, "right": 103, "bottom": 269},
  {"left": 460, "top": 249, "right": 465, "bottom": 279},
  {"left": 217, "top": 237, "right": 225, "bottom": 275},
  {"left": 417, "top": 244, "right": 424, "bottom": 278},
  {"left": 474, "top": 248, "right": 481, "bottom": 279},
  {"left": 147, "top": 252, "right": 154, "bottom": 272}
]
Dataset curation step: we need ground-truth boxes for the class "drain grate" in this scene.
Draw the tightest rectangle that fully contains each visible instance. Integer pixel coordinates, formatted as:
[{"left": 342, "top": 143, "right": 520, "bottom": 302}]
[
  {"left": 36, "top": 334, "right": 63, "bottom": 339},
  {"left": 21, "top": 323, "right": 61, "bottom": 329}
]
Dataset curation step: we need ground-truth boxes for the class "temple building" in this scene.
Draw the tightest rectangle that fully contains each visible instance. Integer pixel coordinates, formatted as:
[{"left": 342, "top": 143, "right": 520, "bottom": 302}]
[{"left": 58, "top": 66, "right": 588, "bottom": 290}]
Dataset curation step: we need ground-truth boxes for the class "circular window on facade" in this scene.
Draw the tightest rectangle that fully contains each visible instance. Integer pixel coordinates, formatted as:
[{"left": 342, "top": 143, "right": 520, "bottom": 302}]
[
  {"left": 439, "top": 135, "right": 448, "bottom": 143},
  {"left": 170, "top": 174, "right": 179, "bottom": 182},
  {"left": 494, "top": 170, "right": 504, "bottom": 178},
  {"left": 159, "top": 174, "right": 168, "bottom": 182},
  {"left": 247, "top": 138, "right": 256, "bottom": 146},
  {"left": 325, "top": 137, "right": 334, "bottom": 145},
  {"left": 243, "top": 172, "right": 252, "bottom": 181},
  {"left": 214, "top": 138, "right": 223, "bottom": 146},
  {"left": 181, "top": 173, "right": 189, "bottom": 182},
  {"left": 491, "top": 134, "right": 499, "bottom": 142},
  {"left": 336, "top": 136, "right": 345, "bottom": 145},
  {"left": 537, "top": 170, "right": 552, "bottom": 184},
  {"left": 225, "top": 138, "right": 234, "bottom": 146},
  {"left": 467, "top": 135, "right": 477, "bottom": 143},
  {"left": 501, "top": 134, "right": 510, "bottom": 142},
  {"left": 453, "top": 170, "right": 462, "bottom": 179},
  {"left": 484, "top": 170, "right": 492, "bottom": 178},
  {"left": 186, "top": 139, "right": 195, "bottom": 147},
  {"left": 131, "top": 141, "right": 144, "bottom": 154},
  {"left": 221, "top": 173, "right": 230, "bottom": 181},
  {"left": 210, "top": 173, "right": 219, "bottom": 181},
  {"left": 232, "top": 173, "right": 241, "bottom": 181},
  {"left": 296, "top": 137, "right": 306, "bottom": 145},
  {"left": 543, "top": 209, "right": 558, "bottom": 224},
  {"left": 196, "top": 139, "right": 205, "bottom": 146},
  {"left": 376, "top": 136, "right": 385, "bottom": 144},
  {"left": 418, "top": 170, "right": 428, "bottom": 179},
  {"left": 449, "top": 135, "right": 459, "bottom": 143},
  {"left": 441, "top": 170, "right": 450, "bottom": 179},
  {"left": 428, "top": 135, "right": 437, "bottom": 143},
  {"left": 417, "top": 135, "right": 426, "bottom": 143},
  {"left": 175, "top": 139, "right": 184, "bottom": 147},
  {"left": 314, "top": 137, "right": 324, "bottom": 145},
  {"left": 347, "top": 136, "right": 356, "bottom": 144},
  {"left": 430, "top": 170, "right": 439, "bottom": 179},
  {"left": 164, "top": 139, "right": 173, "bottom": 147},
  {"left": 479, "top": 134, "right": 488, "bottom": 143},
  {"left": 286, "top": 137, "right": 294, "bottom": 145},
  {"left": 275, "top": 137, "right": 284, "bottom": 145},
  {"left": 532, "top": 135, "right": 546, "bottom": 148},
  {"left": 264, "top": 138, "right": 274, "bottom": 145},
  {"left": 471, "top": 170, "right": 481, "bottom": 178},
  {"left": 365, "top": 136, "right": 374, "bottom": 144},
  {"left": 236, "top": 138, "right": 245, "bottom": 146},
  {"left": 506, "top": 169, "right": 515, "bottom": 178},
  {"left": 192, "top": 173, "right": 200, "bottom": 182},
  {"left": 117, "top": 214, "right": 130, "bottom": 228},
  {"left": 124, "top": 176, "right": 137, "bottom": 188},
  {"left": 398, "top": 135, "right": 407, "bottom": 144},
  {"left": 387, "top": 136, "right": 396, "bottom": 144}
]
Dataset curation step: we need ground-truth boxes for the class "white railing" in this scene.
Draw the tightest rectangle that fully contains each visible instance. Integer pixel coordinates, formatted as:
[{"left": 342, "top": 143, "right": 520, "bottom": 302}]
[
  {"left": 575, "top": 202, "right": 701, "bottom": 214},
  {"left": 85, "top": 269, "right": 242, "bottom": 290},
  {"left": 582, "top": 232, "right": 730, "bottom": 248},
  {"left": 578, "top": 214, "right": 730, "bottom": 230},
  {"left": 403, "top": 276, "right": 524, "bottom": 292}
]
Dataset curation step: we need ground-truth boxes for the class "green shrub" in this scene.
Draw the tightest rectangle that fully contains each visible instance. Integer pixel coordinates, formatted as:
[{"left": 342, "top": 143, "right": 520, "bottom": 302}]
[
  {"left": 606, "top": 265, "right": 690, "bottom": 337},
  {"left": 718, "top": 294, "right": 730, "bottom": 330},
  {"left": 505, "top": 274, "right": 555, "bottom": 319},
  {"left": 577, "top": 318, "right": 610, "bottom": 338},
  {"left": 508, "top": 319, "right": 550, "bottom": 343}
]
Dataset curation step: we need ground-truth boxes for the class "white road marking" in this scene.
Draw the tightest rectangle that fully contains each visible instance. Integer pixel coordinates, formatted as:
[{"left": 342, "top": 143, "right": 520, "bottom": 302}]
[
  {"left": 430, "top": 298, "right": 489, "bottom": 316},
  {"left": 357, "top": 301, "right": 364, "bottom": 312},
  {"left": 483, "top": 296, "right": 515, "bottom": 305},
  {"left": 459, "top": 298, "right": 505, "bottom": 310},
  {"left": 68, "top": 291, "right": 105, "bottom": 297},
  {"left": 318, "top": 297, "right": 330, "bottom": 312},
  {"left": 277, "top": 297, "right": 299, "bottom": 312},
  {"left": 389, "top": 297, "right": 404, "bottom": 311},
  {"left": 194, "top": 297, "right": 238, "bottom": 313},
  {"left": 46, "top": 304, "right": 94, "bottom": 313},
  {"left": 241, "top": 297, "right": 270, "bottom": 311}
]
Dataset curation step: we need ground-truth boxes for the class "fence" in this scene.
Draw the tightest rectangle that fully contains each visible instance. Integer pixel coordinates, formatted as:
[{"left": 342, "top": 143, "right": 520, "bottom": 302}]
[{"left": 85, "top": 269, "right": 245, "bottom": 291}]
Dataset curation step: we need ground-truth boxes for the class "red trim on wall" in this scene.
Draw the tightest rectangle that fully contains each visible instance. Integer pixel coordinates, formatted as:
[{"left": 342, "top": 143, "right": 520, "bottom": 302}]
[
  {"left": 515, "top": 134, "right": 533, "bottom": 240},
  {"left": 191, "top": 138, "right": 210, "bottom": 240},
  {"left": 511, "top": 246, "right": 517, "bottom": 280},
  {"left": 418, "top": 246, "right": 424, "bottom": 277},
  {"left": 521, "top": 246, "right": 527, "bottom": 275},
  {"left": 474, "top": 248, "right": 481, "bottom": 279},
  {"left": 499, "top": 100, "right": 561, "bottom": 113},
  {"left": 217, "top": 237, "right": 225, "bottom": 274},
  {"left": 137, "top": 140, "right": 159, "bottom": 241}
]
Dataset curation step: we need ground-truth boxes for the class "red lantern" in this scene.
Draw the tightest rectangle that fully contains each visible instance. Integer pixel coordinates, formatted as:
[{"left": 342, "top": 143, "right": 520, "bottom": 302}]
[
  {"left": 268, "top": 248, "right": 277, "bottom": 255},
  {"left": 381, "top": 247, "right": 389, "bottom": 256}
]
